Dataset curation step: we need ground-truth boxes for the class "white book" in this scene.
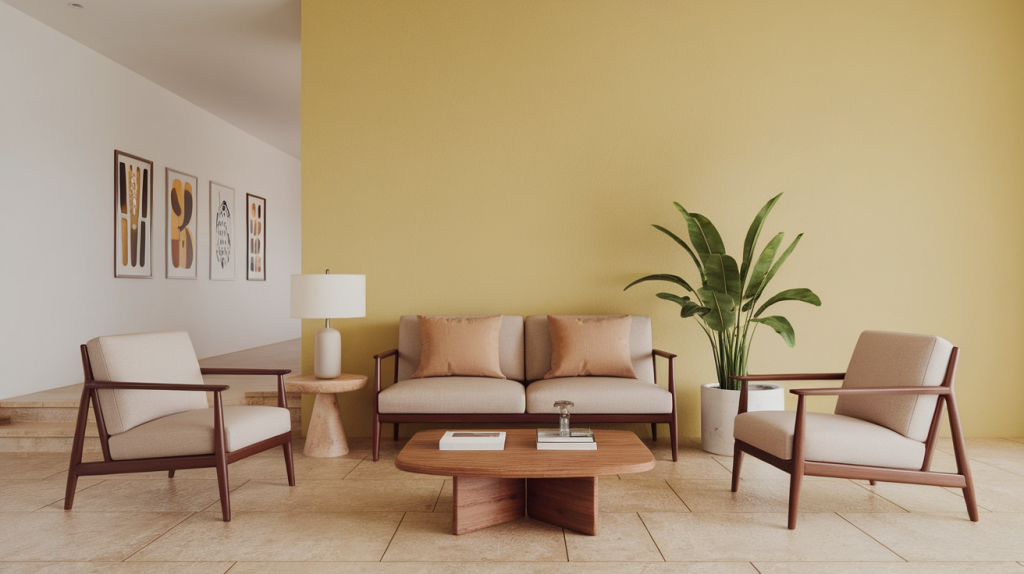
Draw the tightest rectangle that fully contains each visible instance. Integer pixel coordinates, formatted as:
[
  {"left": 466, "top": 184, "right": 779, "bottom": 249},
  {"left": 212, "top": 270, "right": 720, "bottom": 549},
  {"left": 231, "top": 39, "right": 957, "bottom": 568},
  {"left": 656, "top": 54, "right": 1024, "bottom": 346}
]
[
  {"left": 439, "top": 431, "right": 506, "bottom": 451},
  {"left": 537, "top": 441, "right": 597, "bottom": 450}
]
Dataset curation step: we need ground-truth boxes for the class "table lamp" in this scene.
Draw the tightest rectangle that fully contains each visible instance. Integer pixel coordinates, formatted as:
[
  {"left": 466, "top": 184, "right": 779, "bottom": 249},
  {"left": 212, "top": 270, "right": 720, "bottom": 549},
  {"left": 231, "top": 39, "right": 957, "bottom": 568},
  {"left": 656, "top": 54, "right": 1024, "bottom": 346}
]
[{"left": 290, "top": 270, "right": 366, "bottom": 378}]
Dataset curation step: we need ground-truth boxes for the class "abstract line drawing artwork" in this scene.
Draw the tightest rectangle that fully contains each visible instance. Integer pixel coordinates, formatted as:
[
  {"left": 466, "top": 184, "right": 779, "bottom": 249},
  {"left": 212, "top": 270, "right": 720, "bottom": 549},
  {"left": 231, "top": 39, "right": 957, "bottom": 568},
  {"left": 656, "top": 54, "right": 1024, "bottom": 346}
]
[
  {"left": 246, "top": 193, "right": 266, "bottom": 281},
  {"left": 114, "top": 150, "right": 153, "bottom": 278},
  {"left": 166, "top": 168, "right": 198, "bottom": 279},
  {"left": 209, "top": 182, "right": 235, "bottom": 281}
]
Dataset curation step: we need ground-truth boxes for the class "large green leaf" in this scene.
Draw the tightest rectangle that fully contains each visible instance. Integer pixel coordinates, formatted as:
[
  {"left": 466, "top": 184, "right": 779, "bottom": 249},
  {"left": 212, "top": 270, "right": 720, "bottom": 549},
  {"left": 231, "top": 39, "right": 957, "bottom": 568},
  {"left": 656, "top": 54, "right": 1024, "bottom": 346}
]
[
  {"left": 751, "top": 316, "right": 796, "bottom": 347},
  {"left": 754, "top": 288, "right": 821, "bottom": 317},
  {"left": 747, "top": 232, "right": 803, "bottom": 302},
  {"left": 742, "top": 232, "right": 783, "bottom": 299},
  {"left": 656, "top": 293, "right": 709, "bottom": 318},
  {"left": 652, "top": 225, "right": 703, "bottom": 277},
  {"left": 674, "top": 203, "right": 725, "bottom": 265},
  {"left": 625, "top": 274, "right": 697, "bottom": 294},
  {"left": 740, "top": 193, "right": 782, "bottom": 285},
  {"left": 697, "top": 287, "right": 735, "bottom": 331},
  {"left": 705, "top": 254, "right": 741, "bottom": 300}
]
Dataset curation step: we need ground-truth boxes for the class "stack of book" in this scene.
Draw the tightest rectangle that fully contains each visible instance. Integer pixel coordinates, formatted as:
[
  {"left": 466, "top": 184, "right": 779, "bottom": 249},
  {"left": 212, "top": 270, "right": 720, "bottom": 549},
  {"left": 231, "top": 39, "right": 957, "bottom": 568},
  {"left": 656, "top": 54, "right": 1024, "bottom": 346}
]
[{"left": 536, "top": 428, "right": 596, "bottom": 450}]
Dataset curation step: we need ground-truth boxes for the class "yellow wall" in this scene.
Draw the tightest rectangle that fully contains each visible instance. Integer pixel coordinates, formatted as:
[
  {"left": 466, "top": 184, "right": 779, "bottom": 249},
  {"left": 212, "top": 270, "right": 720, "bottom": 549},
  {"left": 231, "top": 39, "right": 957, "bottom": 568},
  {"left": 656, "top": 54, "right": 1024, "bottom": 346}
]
[{"left": 302, "top": 0, "right": 1024, "bottom": 438}]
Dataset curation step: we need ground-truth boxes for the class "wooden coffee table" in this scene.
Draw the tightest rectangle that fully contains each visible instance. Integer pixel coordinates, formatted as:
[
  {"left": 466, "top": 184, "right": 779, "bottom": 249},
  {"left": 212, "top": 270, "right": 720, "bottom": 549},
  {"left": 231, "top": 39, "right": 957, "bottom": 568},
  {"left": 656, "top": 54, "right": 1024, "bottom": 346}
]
[{"left": 395, "top": 428, "right": 655, "bottom": 535}]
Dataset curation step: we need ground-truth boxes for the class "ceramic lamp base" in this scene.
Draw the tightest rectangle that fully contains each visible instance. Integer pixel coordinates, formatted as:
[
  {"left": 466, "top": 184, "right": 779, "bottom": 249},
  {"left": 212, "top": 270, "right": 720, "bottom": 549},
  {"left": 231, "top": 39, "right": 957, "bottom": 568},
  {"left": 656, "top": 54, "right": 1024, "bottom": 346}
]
[{"left": 314, "top": 327, "right": 342, "bottom": 379}]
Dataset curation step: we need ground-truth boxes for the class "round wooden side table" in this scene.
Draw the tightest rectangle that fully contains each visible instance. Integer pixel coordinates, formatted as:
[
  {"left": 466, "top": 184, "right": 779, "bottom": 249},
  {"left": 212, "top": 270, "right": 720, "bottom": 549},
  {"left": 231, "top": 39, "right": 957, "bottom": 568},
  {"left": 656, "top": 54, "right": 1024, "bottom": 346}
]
[{"left": 285, "top": 373, "right": 367, "bottom": 457}]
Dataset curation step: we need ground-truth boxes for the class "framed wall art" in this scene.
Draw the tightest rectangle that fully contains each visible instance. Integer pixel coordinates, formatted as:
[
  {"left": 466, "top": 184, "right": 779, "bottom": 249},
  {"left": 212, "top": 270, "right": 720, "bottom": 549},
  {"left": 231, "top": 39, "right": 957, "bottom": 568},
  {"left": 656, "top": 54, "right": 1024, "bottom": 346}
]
[
  {"left": 246, "top": 193, "right": 266, "bottom": 281},
  {"left": 114, "top": 150, "right": 154, "bottom": 278},
  {"left": 209, "top": 182, "right": 235, "bottom": 281},
  {"left": 166, "top": 168, "right": 198, "bottom": 279}
]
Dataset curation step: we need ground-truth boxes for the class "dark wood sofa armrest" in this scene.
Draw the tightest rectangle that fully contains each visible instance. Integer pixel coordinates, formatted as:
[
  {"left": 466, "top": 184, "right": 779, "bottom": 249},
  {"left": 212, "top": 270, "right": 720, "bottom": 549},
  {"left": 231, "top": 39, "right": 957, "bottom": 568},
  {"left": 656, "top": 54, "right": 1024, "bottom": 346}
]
[
  {"left": 374, "top": 349, "right": 400, "bottom": 394},
  {"left": 653, "top": 349, "right": 677, "bottom": 360},
  {"left": 200, "top": 368, "right": 292, "bottom": 376},
  {"left": 791, "top": 386, "right": 950, "bottom": 397},
  {"left": 85, "top": 381, "right": 230, "bottom": 392},
  {"left": 652, "top": 349, "right": 677, "bottom": 394}
]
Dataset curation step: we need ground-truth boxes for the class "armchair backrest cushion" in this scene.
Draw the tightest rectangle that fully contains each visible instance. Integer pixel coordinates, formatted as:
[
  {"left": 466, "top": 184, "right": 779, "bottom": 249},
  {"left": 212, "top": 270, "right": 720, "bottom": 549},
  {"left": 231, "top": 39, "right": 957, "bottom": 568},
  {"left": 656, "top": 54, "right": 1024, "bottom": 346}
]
[
  {"left": 525, "top": 315, "right": 655, "bottom": 383},
  {"left": 86, "top": 331, "right": 209, "bottom": 435},
  {"left": 834, "top": 330, "right": 954, "bottom": 442},
  {"left": 397, "top": 315, "right": 525, "bottom": 382}
]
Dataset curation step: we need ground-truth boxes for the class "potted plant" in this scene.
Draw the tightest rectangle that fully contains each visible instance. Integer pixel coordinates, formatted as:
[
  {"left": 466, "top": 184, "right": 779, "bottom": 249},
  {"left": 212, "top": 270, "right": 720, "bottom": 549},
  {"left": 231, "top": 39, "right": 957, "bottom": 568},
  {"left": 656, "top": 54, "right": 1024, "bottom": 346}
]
[{"left": 626, "top": 193, "right": 821, "bottom": 455}]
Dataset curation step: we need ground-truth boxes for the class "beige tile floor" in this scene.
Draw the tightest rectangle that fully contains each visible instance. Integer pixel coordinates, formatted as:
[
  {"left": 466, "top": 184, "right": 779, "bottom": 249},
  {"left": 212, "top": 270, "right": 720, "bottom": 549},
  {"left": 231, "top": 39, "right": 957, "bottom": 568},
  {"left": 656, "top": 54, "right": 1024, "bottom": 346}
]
[{"left": 2, "top": 437, "right": 1024, "bottom": 571}]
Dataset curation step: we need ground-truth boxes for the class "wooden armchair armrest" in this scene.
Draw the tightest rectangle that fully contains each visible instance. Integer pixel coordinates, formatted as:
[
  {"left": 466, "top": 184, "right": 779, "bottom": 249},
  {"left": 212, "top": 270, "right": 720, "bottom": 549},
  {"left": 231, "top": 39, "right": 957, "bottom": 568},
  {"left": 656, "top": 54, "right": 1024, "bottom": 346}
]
[
  {"left": 791, "top": 386, "right": 950, "bottom": 397},
  {"left": 374, "top": 349, "right": 398, "bottom": 360},
  {"left": 730, "top": 373, "right": 846, "bottom": 382},
  {"left": 200, "top": 368, "right": 292, "bottom": 376},
  {"left": 374, "top": 349, "right": 400, "bottom": 394},
  {"left": 653, "top": 349, "right": 677, "bottom": 360},
  {"left": 200, "top": 367, "right": 291, "bottom": 408},
  {"left": 732, "top": 373, "right": 846, "bottom": 414},
  {"left": 85, "top": 381, "right": 230, "bottom": 392}
]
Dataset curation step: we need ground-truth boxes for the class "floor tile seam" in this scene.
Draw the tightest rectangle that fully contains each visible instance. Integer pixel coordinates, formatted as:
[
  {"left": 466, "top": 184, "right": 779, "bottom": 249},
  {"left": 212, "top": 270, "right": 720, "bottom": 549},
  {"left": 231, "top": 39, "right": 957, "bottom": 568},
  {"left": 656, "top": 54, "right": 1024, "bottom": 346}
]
[
  {"left": 846, "top": 479, "right": 913, "bottom": 513},
  {"left": 835, "top": 511, "right": 909, "bottom": 562},
  {"left": 120, "top": 510, "right": 198, "bottom": 563},
  {"left": 222, "top": 561, "right": 240, "bottom": 574},
  {"left": 749, "top": 561, "right": 764, "bottom": 574},
  {"left": 972, "top": 459, "right": 1024, "bottom": 478},
  {"left": 636, "top": 511, "right": 668, "bottom": 562},
  {"left": 663, "top": 479, "right": 693, "bottom": 513},
  {"left": 939, "top": 486, "right": 997, "bottom": 512},
  {"left": 431, "top": 480, "right": 444, "bottom": 512},
  {"left": 562, "top": 526, "right": 569, "bottom": 562},
  {"left": 378, "top": 511, "right": 408, "bottom": 562}
]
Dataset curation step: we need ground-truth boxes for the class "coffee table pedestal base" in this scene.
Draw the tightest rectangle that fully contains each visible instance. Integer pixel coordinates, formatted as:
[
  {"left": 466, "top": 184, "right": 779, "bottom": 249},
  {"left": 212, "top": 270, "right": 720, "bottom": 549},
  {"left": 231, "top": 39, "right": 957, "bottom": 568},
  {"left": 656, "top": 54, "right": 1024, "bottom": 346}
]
[{"left": 451, "top": 475, "right": 598, "bottom": 535}]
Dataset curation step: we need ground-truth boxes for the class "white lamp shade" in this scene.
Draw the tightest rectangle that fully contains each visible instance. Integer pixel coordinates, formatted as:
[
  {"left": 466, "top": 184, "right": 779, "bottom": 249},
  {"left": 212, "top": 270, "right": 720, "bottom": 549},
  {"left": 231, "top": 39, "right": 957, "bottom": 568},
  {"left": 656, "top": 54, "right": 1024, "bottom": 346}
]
[{"left": 291, "top": 274, "right": 366, "bottom": 319}]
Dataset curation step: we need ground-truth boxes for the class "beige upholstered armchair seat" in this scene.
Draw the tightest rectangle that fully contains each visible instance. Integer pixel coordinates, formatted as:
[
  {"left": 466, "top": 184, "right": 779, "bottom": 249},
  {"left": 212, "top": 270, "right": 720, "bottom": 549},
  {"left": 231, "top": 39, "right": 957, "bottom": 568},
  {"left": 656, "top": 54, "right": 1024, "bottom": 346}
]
[
  {"left": 108, "top": 405, "right": 292, "bottom": 460},
  {"left": 730, "top": 330, "right": 978, "bottom": 530},
  {"left": 378, "top": 377, "right": 527, "bottom": 414},
  {"left": 526, "top": 377, "right": 673, "bottom": 415},
  {"left": 65, "top": 330, "right": 296, "bottom": 522},
  {"left": 734, "top": 410, "right": 926, "bottom": 470}
]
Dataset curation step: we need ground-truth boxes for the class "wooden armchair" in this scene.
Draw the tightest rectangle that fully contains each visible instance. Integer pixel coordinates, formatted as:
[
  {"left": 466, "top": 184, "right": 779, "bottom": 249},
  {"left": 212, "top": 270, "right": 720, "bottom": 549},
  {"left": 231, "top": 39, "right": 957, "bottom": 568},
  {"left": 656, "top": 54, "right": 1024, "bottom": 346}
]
[
  {"left": 64, "top": 331, "right": 296, "bottom": 521},
  {"left": 730, "top": 330, "right": 978, "bottom": 529}
]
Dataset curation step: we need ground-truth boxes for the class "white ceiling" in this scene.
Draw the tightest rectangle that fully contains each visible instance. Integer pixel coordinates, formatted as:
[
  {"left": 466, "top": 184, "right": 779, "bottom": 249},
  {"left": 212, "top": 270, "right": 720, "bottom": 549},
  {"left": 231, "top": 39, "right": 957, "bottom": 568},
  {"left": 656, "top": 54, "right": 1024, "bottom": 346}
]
[{"left": 3, "top": 0, "right": 301, "bottom": 159}]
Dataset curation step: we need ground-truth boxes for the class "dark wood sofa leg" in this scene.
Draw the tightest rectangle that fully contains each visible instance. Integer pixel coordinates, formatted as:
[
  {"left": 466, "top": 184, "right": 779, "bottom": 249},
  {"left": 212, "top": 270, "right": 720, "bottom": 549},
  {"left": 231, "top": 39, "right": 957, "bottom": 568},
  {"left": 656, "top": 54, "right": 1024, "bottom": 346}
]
[
  {"left": 168, "top": 470, "right": 176, "bottom": 478},
  {"left": 394, "top": 423, "right": 400, "bottom": 441},
  {"left": 787, "top": 471, "right": 803, "bottom": 530},
  {"left": 651, "top": 423, "right": 658, "bottom": 442},
  {"left": 373, "top": 413, "right": 381, "bottom": 462},
  {"left": 669, "top": 418, "right": 678, "bottom": 462},
  {"left": 731, "top": 443, "right": 743, "bottom": 492},
  {"left": 283, "top": 441, "right": 296, "bottom": 486},
  {"left": 215, "top": 459, "right": 231, "bottom": 522}
]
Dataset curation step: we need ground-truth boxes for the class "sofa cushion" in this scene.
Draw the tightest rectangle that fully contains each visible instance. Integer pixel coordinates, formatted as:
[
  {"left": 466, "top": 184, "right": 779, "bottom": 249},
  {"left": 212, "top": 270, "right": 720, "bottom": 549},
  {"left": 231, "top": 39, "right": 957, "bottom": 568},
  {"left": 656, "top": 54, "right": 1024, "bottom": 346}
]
[
  {"left": 734, "top": 410, "right": 926, "bottom": 470},
  {"left": 398, "top": 315, "right": 525, "bottom": 382},
  {"left": 379, "top": 377, "right": 527, "bottom": 414},
  {"left": 411, "top": 315, "right": 505, "bottom": 379},
  {"left": 525, "top": 315, "right": 654, "bottom": 383},
  {"left": 835, "top": 331, "right": 953, "bottom": 442},
  {"left": 107, "top": 405, "right": 291, "bottom": 460},
  {"left": 86, "top": 331, "right": 210, "bottom": 435},
  {"left": 526, "top": 377, "right": 672, "bottom": 414},
  {"left": 545, "top": 315, "right": 637, "bottom": 380}
]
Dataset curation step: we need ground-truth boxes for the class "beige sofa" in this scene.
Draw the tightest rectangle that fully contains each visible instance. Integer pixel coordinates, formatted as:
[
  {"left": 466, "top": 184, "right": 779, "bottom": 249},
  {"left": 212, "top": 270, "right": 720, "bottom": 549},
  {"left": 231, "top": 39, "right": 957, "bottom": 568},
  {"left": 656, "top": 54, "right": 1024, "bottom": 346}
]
[{"left": 372, "top": 315, "right": 678, "bottom": 461}]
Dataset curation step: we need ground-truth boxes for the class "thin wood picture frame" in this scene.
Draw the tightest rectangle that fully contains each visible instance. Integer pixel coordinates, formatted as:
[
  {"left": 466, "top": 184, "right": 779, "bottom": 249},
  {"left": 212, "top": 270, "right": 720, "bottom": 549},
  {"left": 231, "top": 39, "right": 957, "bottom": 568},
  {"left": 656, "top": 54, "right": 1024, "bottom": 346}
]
[
  {"left": 114, "top": 150, "right": 154, "bottom": 278},
  {"left": 209, "top": 182, "right": 235, "bottom": 281},
  {"left": 166, "top": 168, "right": 199, "bottom": 279},
  {"left": 246, "top": 193, "right": 266, "bottom": 281}
]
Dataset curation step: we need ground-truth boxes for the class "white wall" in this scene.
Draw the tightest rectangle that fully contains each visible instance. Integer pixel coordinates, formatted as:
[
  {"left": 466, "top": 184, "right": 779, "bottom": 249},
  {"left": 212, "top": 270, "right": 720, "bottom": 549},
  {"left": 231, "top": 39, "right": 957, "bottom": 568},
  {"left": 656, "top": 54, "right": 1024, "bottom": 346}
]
[{"left": 0, "top": 2, "right": 302, "bottom": 399}]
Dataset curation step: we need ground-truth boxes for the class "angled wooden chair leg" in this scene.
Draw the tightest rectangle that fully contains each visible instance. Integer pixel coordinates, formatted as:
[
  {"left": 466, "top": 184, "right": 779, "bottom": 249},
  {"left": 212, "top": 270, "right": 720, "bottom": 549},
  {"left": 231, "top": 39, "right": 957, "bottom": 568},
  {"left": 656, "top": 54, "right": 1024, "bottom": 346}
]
[
  {"left": 283, "top": 441, "right": 296, "bottom": 486},
  {"left": 731, "top": 444, "right": 743, "bottom": 492},
  {"left": 64, "top": 385, "right": 93, "bottom": 511},
  {"left": 651, "top": 423, "right": 658, "bottom": 442},
  {"left": 868, "top": 480, "right": 876, "bottom": 485},
  {"left": 168, "top": 470, "right": 176, "bottom": 478},
  {"left": 787, "top": 471, "right": 803, "bottom": 530},
  {"left": 215, "top": 459, "right": 231, "bottom": 522},
  {"left": 393, "top": 423, "right": 400, "bottom": 441},
  {"left": 946, "top": 390, "right": 979, "bottom": 522}
]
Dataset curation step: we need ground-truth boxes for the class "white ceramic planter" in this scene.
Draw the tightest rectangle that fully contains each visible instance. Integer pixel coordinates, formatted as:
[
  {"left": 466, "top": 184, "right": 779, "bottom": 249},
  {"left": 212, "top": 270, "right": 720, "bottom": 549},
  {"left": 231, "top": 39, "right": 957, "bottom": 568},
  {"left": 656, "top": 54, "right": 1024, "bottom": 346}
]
[{"left": 700, "top": 383, "right": 785, "bottom": 456}]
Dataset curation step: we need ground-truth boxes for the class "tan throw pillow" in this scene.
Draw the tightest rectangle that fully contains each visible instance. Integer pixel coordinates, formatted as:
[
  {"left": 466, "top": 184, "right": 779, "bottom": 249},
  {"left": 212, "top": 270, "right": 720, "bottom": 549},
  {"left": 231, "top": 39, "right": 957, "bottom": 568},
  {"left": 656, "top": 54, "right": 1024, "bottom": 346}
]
[
  {"left": 411, "top": 315, "right": 506, "bottom": 379},
  {"left": 544, "top": 315, "right": 637, "bottom": 379}
]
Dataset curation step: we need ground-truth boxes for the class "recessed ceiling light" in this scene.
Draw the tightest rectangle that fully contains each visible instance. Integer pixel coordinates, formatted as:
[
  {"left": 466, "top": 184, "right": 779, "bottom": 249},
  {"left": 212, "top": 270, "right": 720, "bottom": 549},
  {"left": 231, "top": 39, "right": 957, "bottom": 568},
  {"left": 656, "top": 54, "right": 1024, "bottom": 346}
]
[{"left": 69, "top": 3, "right": 84, "bottom": 8}]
